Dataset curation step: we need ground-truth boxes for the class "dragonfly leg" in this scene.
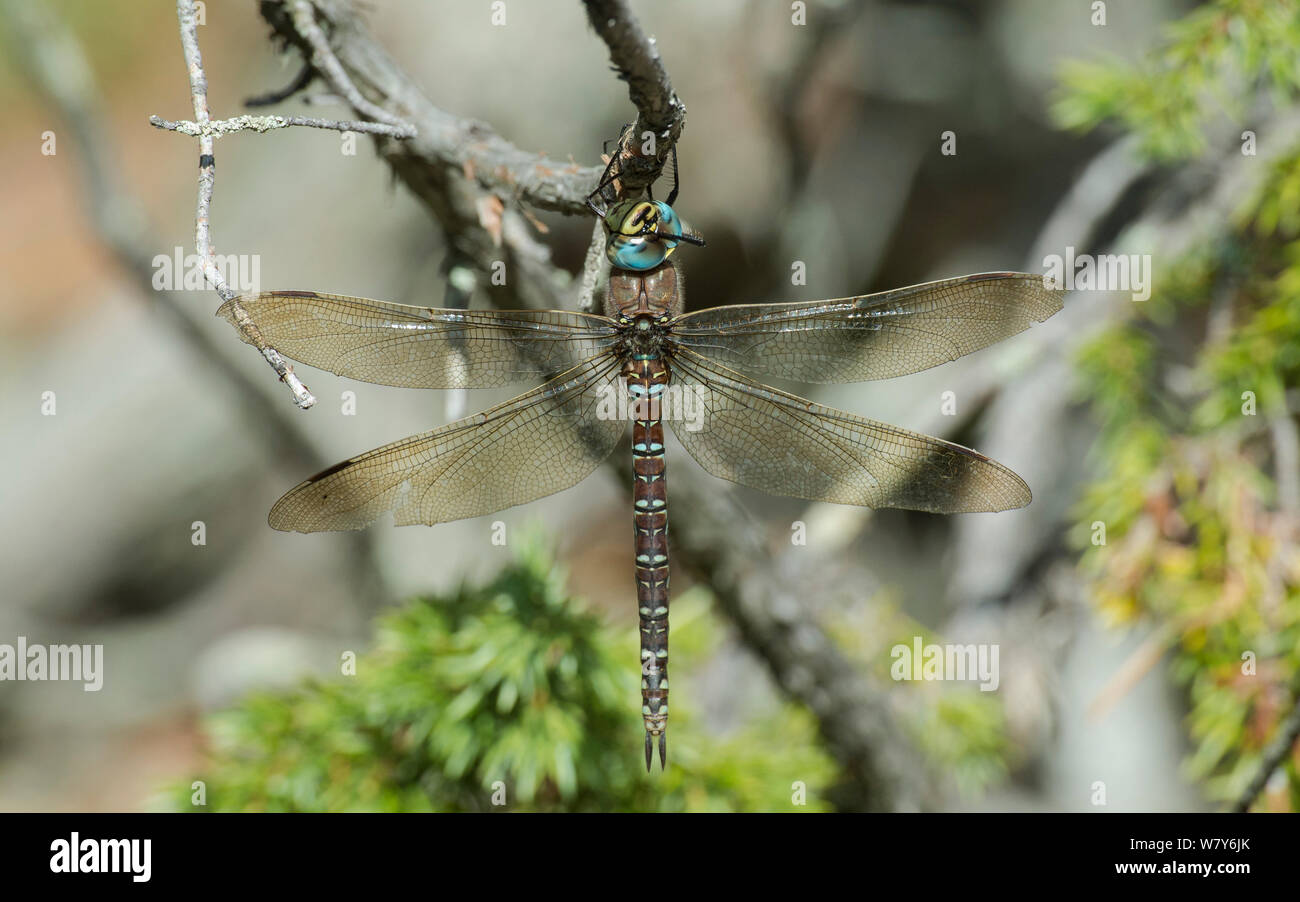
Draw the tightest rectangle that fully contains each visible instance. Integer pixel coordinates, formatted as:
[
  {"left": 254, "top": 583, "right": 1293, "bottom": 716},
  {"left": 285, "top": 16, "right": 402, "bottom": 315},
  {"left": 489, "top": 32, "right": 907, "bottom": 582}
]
[
  {"left": 586, "top": 150, "right": 624, "bottom": 217},
  {"left": 665, "top": 145, "right": 679, "bottom": 208}
]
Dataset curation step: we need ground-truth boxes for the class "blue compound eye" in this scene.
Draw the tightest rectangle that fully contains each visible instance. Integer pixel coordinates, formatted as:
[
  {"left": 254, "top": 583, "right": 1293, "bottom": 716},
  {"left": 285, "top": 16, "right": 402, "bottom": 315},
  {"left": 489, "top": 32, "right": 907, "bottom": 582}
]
[
  {"left": 608, "top": 238, "right": 670, "bottom": 271},
  {"left": 603, "top": 201, "right": 684, "bottom": 271},
  {"left": 653, "top": 202, "right": 684, "bottom": 242}
]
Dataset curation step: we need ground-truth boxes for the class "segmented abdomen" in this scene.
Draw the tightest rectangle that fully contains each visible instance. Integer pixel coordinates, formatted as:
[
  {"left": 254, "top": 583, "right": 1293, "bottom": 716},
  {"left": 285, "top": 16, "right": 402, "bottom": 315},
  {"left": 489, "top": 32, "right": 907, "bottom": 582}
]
[{"left": 625, "top": 355, "right": 670, "bottom": 769}]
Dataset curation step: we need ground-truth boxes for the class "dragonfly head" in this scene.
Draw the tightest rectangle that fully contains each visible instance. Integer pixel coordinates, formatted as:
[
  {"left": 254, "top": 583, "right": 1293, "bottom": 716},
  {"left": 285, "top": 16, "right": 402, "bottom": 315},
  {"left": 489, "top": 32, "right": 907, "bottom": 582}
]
[{"left": 602, "top": 199, "right": 705, "bottom": 272}]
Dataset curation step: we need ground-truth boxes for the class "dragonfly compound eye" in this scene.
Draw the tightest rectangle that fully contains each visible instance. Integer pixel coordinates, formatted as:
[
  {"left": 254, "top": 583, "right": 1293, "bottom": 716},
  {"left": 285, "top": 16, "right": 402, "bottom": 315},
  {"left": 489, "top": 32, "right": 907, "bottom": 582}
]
[{"left": 605, "top": 200, "right": 686, "bottom": 272}]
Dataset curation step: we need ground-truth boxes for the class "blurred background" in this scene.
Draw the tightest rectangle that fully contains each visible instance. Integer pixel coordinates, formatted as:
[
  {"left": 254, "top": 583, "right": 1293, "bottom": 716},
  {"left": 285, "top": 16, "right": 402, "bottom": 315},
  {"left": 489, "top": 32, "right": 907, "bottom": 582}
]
[{"left": 0, "top": 0, "right": 1297, "bottom": 812}]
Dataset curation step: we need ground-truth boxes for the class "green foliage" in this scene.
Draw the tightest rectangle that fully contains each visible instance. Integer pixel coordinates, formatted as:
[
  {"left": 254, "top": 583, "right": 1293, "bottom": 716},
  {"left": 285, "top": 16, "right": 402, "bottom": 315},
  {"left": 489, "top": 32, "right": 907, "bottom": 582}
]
[
  {"left": 1062, "top": 10, "right": 1300, "bottom": 810},
  {"left": 1053, "top": 0, "right": 1300, "bottom": 161},
  {"left": 169, "top": 536, "right": 835, "bottom": 812}
]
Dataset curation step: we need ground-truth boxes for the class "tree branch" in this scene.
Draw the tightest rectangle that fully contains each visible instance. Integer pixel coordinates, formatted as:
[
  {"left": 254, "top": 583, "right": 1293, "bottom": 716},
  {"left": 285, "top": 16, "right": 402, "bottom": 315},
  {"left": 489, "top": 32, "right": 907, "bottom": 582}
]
[
  {"left": 259, "top": 0, "right": 600, "bottom": 218},
  {"left": 244, "top": 59, "right": 315, "bottom": 107},
  {"left": 581, "top": 0, "right": 686, "bottom": 197},
  {"left": 285, "top": 0, "right": 413, "bottom": 131}
]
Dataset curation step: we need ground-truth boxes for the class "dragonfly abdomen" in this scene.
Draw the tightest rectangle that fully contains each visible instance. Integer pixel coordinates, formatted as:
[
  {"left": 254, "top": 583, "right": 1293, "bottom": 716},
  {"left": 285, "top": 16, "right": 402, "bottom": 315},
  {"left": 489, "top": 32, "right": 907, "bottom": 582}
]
[{"left": 626, "top": 355, "right": 671, "bottom": 771}]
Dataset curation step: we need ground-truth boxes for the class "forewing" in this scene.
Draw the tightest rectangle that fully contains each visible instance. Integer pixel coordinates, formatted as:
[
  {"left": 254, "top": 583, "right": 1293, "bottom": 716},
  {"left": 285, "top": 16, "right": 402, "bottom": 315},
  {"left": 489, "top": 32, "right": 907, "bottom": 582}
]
[
  {"left": 672, "top": 272, "right": 1060, "bottom": 383},
  {"left": 269, "top": 354, "right": 626, "bottom": 531},
  {"left": 218, "top": 291, "right": 617, "bottom": 388},
  {"left": 667, "top": 349, "right": 1030, "bottom": 513}
]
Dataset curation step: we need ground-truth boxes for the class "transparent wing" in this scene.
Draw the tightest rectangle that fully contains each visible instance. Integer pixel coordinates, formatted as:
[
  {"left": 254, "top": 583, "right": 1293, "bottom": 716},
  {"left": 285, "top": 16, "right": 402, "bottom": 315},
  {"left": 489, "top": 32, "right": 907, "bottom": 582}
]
[
  {"left": 667, "top": 348, "right": 1030, "bottom": 513},
  {"left": 672, "top": 272, "right": 1060, "bottom": 383},
  {"left": 269, "top": 354, "right": 626, "bottom": 531},
  {"left": 218, "top": 290, "right": 618, "bottom": 388}
]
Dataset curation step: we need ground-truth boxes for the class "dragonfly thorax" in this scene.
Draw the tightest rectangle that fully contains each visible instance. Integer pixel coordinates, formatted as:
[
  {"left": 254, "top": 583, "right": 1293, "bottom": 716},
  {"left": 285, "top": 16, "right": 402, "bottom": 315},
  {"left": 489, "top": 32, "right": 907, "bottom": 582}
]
[
  {"left": 604, "top": 258, "right": 683, "bottom": 321},
  {"left": 622, "top": 314, "right": 671, "bottom": 360}
]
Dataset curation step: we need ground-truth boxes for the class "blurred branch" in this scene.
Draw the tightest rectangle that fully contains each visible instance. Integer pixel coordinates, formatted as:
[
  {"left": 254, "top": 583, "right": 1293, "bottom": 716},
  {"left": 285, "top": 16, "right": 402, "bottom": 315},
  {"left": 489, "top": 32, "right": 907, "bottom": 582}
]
[
  {"left": 244, "top": 60, "right": 315, "bottom": 107},
  {"left": 767, "top": 0, "right": 871, "bottom": 193},
  {"left": 942, "top": 137, "right": 1154, "bottom": 605},
  {"left": 1025, "top": 136, "right": 1152, "bottom": 270},
  {"left": 952, "top": 117, "right": 1300, "bottom": 609},
  {"left": 729, "top": 0, "right": 883, "bottom": 343},
  {"left": 1270, "top": 412, "right": 1300, "bottom": 521},
  {"left": 672, "top": 480, "right": 932, "bottom": 811},
  {"left": 1234, "top": 672, "right": 1300, "bottom": 812},
  {"left": 945, "top": 113, "right": 1300, "bottom": 775}
]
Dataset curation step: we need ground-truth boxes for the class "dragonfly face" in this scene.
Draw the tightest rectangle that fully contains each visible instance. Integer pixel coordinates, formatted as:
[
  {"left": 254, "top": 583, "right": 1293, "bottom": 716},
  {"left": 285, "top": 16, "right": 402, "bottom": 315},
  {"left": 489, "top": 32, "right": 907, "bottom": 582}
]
[
  {"left": 220, "top": 161, "right": 1063, "bottom": 774},
  {"left": 602, "top": 199, "right": 702, "bottom": 272}
]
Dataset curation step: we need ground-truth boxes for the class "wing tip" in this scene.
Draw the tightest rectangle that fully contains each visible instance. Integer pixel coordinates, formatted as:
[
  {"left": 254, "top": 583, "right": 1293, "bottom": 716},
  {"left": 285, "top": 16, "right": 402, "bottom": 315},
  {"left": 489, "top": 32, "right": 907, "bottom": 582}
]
[
  {"left": 962, "top": 271, "right": 1066, "bottom": 322},
  {"left": 933, "top": 440, "right": 1034, "bottom": 513},
  {"left": 978, "top": 462, "right": 1033, "bottom": 513}
]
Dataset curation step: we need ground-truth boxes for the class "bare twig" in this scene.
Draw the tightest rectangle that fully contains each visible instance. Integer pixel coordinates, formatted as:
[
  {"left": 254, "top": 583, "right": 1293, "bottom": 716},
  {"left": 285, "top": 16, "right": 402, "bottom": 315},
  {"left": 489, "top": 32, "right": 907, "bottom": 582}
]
[
  {"left": 149, "top": 112, "right": 414, "bottom": 139},
  {"left": 152, "top": 1, "right": 417, "bottom": 408},
  {"left": 165, "top": 0, "right": 317, "bottom": 408},
  {"left": 286, "top": 0, "right": 410, "bottom": 129}
]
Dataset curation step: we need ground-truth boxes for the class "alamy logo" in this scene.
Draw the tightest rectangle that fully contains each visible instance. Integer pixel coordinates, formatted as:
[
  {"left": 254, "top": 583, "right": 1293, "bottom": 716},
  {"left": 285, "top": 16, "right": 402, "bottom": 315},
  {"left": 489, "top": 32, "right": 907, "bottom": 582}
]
[
  {"left": 1042, "top": 247, "right": 1151, "bottom": 301},
  {"left": 0, "top": 637, "right": 103, "bottom": 691},
  {"left": 152, "top": 247, "right": 261, "bottom": 293},
  {"left": 890, "top": 637, "right": 1000, "bottom": 691},
  {"left": 594, "top": 380, "right": 706, "bottom": 432},
  {"left": 50, "top": 833, "right": 151, "bottom": 882}
]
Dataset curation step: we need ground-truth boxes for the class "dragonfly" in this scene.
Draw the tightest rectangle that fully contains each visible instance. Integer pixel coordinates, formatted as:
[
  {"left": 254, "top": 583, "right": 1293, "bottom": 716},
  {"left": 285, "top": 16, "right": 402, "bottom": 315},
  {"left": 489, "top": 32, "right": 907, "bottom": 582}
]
[{"left": 218, "top": 156, "right": 1062, "bottom": 771}]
